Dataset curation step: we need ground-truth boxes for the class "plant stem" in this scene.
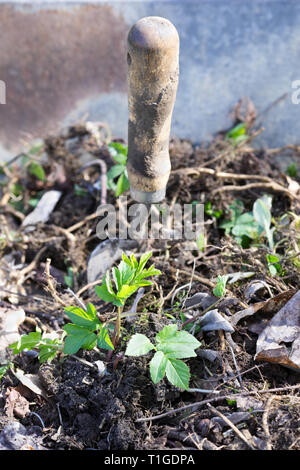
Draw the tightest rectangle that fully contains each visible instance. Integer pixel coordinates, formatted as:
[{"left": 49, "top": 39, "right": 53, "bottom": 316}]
[
  {"left": 106, "top": 305, "right": 123, "bottom": 363},
  {"left": 116, "top": 306, "right": 123, "bottom": 344}
]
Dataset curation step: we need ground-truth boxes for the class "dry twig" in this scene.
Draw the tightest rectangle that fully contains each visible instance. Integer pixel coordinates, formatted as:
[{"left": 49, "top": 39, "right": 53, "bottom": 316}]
[{"left": 44, "top": 258, "right": 68, "bottom": 308}]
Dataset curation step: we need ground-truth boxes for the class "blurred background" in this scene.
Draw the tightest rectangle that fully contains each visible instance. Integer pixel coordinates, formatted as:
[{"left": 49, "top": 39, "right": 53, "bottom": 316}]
[{"left": 0, "top": 0, "right": 300, "bottom": 161}]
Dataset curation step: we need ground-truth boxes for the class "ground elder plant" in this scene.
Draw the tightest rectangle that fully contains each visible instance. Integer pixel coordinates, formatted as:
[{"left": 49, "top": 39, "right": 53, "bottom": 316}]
[
  {"left": 125, "top": 324, "right": 201, "bottom": 390},
  {"left": 7, "top": 252, "right": 161, "bottom": 368},
  {"left": 220, "top": 195, "right": 275, "bottom": 249},
  {"left": 220, "top": 195, "right": 288, "bottom": 276},
  {"left": 9, "top": 303, "right": 114, "bottom": 361},
  {"left": 9, "top": 329, "right": 64, "bottom": 363},
  {"left": 95, "top": 252, "right": 161, "bottom": 346}
]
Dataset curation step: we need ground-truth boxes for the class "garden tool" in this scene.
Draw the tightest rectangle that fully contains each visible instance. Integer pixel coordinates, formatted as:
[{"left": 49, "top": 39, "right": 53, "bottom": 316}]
[{"left": 127, "top": 16, "right": 179, "bottom": 203}]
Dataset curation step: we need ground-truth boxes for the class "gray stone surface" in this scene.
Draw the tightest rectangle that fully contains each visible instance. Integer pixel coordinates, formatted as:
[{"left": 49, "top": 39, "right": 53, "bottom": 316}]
[
  {"left": 0, "top": 421, "right": 45, "bottom": 450},
  {"left": 0, "top": 0, "right": 300, "bottom": 160}
]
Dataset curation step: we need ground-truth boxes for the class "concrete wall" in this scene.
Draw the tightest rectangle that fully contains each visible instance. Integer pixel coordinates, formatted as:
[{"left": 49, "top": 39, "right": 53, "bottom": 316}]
[{"left": 1, "top": 0, "right": 300, "bottom": 161}]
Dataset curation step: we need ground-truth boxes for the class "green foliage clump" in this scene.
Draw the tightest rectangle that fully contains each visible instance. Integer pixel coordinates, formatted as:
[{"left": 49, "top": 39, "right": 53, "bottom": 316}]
[
  {"left": 226, "top": 122, "right": 248, "bottom": 145},
  {"left": 63, "top": 303, "right": 114, "bottom": 354},
  {"left": 9, "top": 329, "right": 63, "bottom": 363},
  {"left": 220, "top": 195, "right": 274, "bottom": 250},
  {"left": 125, "top": 324, "right": 201, "bottom": 390},
  {"left": 107, "top": 142, "right": 130, "bottom": 197},
  {"left": 95, "top": 252, "right": 161, "bottom": 307}
]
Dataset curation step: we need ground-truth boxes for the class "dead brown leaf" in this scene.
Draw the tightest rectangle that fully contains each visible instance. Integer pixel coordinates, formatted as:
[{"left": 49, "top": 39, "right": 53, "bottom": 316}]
[
  {"left": 230, "top": 289, "right": 297, "bottom": 327},
  {"left": 5, "top": 387, "right": 30, "bottom": 419},
  {"left": 255, "top": 290, "right": 300, "bottom": 371}
]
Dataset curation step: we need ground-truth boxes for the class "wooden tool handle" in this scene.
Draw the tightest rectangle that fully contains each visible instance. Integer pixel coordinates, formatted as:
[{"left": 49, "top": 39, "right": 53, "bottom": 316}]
[{"left": 127, "top": 16, "right": 179, "bottom": 203}]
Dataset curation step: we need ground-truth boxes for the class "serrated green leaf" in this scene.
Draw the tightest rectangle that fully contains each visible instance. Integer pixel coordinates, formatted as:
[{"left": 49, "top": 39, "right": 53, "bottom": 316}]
[
  {"left": 156, "top": 328, "right": 200, "bottom": 359},
  {"left": 253, "top": 196, "right": 274, "bottom": 250},
  {"left": 122, "top": 252, "right": 131, "bottom": 265},
  {"left": 107, "top": 164, "right": 126, "bottom": 181},
  {"left": 125, "top": 334, "right": 155, "bottom": 356},
  {"left": 117, "top": 260, "right": 134, "bottom": 284},
  {"left": 136, "top": 280, "right": 153, "bottom": 287},
  {"left": 63, "top": 324, "right": 97, "bottom": 354},
  {"left": 213, "top": 275, "right": 228, "bottom": 297},
  {"left": 115, "top": 173, "right": 130, "bottom": 197},
  {"left": 266, "top": 253, "right": 282, "bottom": 276},
  {"left": 28, "top": 162, "right": 46, "bottom": 181},
  {"left": 112, "top": 267, "right": 122, "bottom": 291},
  {"left": 138, "top": 252, "right": 152, "bottom": 272},
  {"left": 97, "top": 326, "right": 114, "bottom": 351},
  {"left": 165, "top": 358, "right": 190, "bottom": 390},
  {"left": 38, "top": 347, "right": 58, "bottom": 363},
  {"left": 130, "top": 253, "right": 138, "bottom": 268},
  {"left": 156, "top": 324, "right": 178, "bottom": 343},
  {"left": 150, "top": 351, "right": 167, "bottom": 384},
  {"left": 95, "top": 283, "right": 117, "bottom": 303},
  {"left": 108, "top": 143, "right": 127, "bottom": 165},
  {"left": 231, "top": 212, "right": 259, "bottom": 239},
  {"left": 64, "top": 305, "right": 99, "bottom": 329},
  {"left": 226, "top": 122, "right": 247, "bottom": 141},
  {"left": 9, "top": 331, "right": 42, "bottom": 354},
  {"left": 117, "top": 284, "right": 138, "bottom": 299},
  {"left": 86, "top": 303, "right": 97, "bottom": 318}
]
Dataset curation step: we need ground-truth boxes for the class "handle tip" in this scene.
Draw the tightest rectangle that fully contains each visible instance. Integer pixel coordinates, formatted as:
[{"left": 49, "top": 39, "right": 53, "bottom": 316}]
[{"left": 128, "top": 16, "right": 179, "bottom": 51}]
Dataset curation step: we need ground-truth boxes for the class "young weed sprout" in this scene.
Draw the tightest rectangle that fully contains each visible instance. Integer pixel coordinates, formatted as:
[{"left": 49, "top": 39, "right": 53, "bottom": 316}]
[
  {"left": 7, "top": 252, "right": 202, "bottom": 390},
  {"left": 95, "top": 252, "right": 161, "bottom": 347},
  {"left": 125, "top": 324, "right": 201, "bottom": 390}
]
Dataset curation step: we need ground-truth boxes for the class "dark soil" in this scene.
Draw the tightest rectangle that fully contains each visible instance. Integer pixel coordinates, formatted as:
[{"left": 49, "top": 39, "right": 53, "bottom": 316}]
[{"left": 0, "top": 114, "right": 300, "bottom": 450}]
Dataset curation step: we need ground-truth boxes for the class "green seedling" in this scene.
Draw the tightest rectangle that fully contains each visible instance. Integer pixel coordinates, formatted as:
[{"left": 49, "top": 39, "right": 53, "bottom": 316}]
[
  {"left": 0, "top": 364, "right": 10, "bottom": 380},
  {"left": 21, "top": 144, "right": 46, "bottom": 183},
  {"left": 253, "top": 195, "right": 274, "bottom": 251},
  {"left": 266, "top": 253, "right": 283, "bottom": 277},
  {"left": 226, "top": 122, "right": 248, "bottom": 145},
  {"left": 8, "top": 302, "right": 114, "bottom": 363},
  {"left": 107, "top": 142, "right": 130, "bottom": 197},
  {"left": 204, "top": 201, "right": 223, "bottom": 219},
  {"left": 7, "top": 143, "right": 46, "bottom": 213},
  {"left": 226, "top": 398, "right": 237, "bottom": 406},
  {"left": 213, "top": 274, "right": 228, "bottom": 297},
  {"left": 286, "top": 162, "right": 298, "bottom": 178},
  {"left": 95, "top": 252, "right": 161, "bottom": 346},
  {"left": 220, "top": 199, "right": 244, "bottom": 235},
  {"left": 64, "top": 266, "right": 74, "bottom": 288},
  {"left": 220, "top": 195, "right": 275, "bottom": 251},
  {"left": 27, "top": 161, "right": 46, "bottom": 182},
  {"left": 125, "top": 324, "right": 201, "bottom": 390},
  {"left": 9, "top": 329, "right": 64, "bottom": 363},
  {"left": 7, "top": 253, "right": 161, "bottom": 375}
]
